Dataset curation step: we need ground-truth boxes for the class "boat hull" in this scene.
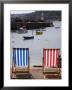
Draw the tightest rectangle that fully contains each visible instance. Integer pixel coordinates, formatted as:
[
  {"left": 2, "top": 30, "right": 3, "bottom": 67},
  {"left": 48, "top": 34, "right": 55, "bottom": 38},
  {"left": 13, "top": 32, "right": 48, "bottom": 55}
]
[
  {"left": 23, "top": 36, "right": 34, "bottom": 40},
  {"left": 36, "top": 31, "right": 43, "bottom": 35}
]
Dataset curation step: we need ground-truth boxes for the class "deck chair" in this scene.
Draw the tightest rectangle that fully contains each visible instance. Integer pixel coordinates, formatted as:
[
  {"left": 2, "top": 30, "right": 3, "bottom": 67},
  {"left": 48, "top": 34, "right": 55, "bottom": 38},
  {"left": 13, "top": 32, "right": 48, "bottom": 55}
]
[
  {"left": 12, "top": 48, "right": 30, "bottom": 79},
  {"left": 43, "top": 48, "right": 61, "bottom": 79}
]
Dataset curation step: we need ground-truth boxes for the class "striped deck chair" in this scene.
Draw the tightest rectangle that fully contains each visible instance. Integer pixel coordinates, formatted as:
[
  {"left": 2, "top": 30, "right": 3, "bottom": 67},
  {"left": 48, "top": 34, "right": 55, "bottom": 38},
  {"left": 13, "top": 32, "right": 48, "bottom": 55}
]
[
  {"left": 12, "top": 48, "right": 30, "bottom": 78},
  {"left": 43, "top": 48, "right": 61, "bottom": 79}
]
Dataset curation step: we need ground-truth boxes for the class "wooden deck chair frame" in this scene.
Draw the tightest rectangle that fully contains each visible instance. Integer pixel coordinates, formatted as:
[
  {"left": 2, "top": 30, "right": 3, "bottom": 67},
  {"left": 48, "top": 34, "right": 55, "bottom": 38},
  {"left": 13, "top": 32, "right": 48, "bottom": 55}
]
[
  {"left": 43, "top": 48, "right": 61, "bottom": 79},
  {"left": 11, "top": 48, "right": 30, "bottom": 78}
]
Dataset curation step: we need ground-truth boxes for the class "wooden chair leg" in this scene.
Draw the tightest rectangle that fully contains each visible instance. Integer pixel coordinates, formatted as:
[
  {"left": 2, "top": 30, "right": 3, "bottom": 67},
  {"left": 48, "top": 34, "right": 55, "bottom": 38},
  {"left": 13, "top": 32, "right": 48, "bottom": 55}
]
[
  {"left": 11, "top": 72, "right": 16, "bottom": 79},
  {"left": 44, "top": 75, "right": 46, "bottom": 79},
  {"left": 59, "top": 74, "right": 61, "bottom": 79}
]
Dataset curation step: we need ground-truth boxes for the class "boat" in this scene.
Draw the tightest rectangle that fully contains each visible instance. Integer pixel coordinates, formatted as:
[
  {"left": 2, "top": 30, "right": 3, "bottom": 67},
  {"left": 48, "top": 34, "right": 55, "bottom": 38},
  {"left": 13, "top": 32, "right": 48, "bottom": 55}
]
[
  {"left": 18, "top": 26, "right": 28, "bottom": 34},
  {"left": 36, "top": 31, "right": 43, "bottom": 35},
  {"left": 41, "top": 29, "right": 46, "bottom": 31},
  {"left": 18, "top": 30, "right": 28, "bottom": 34},
  {"left": 23, "top": 30, "right": 34, "bottom": 40},
  {"left": 33, "top": 65, "right": 43, "bottom": 67},
  {"left": 36, "top": 28, "right": 46, "bottom": 31},
  {"left": 55, "top": 27, "right": 60, "bottom": 29},
  {"left": 23, "top": 36, "right": 34, "bottom": 40}
]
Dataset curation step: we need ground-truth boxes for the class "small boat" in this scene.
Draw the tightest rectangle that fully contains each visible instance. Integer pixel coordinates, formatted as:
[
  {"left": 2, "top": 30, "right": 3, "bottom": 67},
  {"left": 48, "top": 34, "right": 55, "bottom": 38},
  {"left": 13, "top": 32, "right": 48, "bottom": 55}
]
[
  {"left": 36, "top": 31, "right": 43, "bottom": 35},
  {"left": 23, "top": 30, "right": 34, "bottom": 40},
  {"left": 36, "top": 29, "right": 46, "bottom": 31},
  {"left": 41, "top": 29, "right": 46, "bottom": 31},
  {"left": 23, "top": 36, "right": 34, "bottom": 40},
  {"left": 18, "top": 26, "right": 28, "bottom": 34},
  {"left": 18, "top": 30, "right": 28, "bottom": 34},
  {"left": 55, "top": 27, "right": 60, "bottom": 29},
  {"left": 33, "top": 65, "right": 43, "bottom": 67}
]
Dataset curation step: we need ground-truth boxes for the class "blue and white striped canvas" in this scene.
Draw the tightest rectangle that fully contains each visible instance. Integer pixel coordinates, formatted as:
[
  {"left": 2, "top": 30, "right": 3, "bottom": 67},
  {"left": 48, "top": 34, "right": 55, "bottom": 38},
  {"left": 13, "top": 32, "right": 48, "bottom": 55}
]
[{"left": 13, "top": 48, "right": 29, "bottom": 67}]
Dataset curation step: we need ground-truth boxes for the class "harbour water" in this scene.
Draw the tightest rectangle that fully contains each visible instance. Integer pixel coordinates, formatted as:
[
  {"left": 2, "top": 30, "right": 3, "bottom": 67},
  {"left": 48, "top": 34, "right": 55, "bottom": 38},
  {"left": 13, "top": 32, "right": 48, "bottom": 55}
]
[{"left": 10, "top": 21, "right": 61, "bottom": 67}]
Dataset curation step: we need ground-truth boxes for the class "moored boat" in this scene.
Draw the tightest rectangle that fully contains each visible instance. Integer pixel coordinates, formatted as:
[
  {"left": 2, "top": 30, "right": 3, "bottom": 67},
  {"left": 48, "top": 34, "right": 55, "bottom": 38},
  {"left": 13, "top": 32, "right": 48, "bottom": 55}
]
[
  {"left": 18, "top": 26, "right": 28, "bottom": 34},
  {"left": 55, "top": 26, "right": 60, "bottom": 29},
  {"left": 23, "top": 36, "right": 34, "bottom": 40},
  {"left": 36, "top": 31, "right": 43, "bottom": 35}
]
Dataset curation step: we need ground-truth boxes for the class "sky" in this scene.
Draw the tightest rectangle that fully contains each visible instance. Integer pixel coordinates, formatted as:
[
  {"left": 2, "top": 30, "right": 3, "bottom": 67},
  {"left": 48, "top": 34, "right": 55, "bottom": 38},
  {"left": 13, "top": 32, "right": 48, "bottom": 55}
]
[{"left": 11, "top": 10, "right": 35, "bottom": 14}]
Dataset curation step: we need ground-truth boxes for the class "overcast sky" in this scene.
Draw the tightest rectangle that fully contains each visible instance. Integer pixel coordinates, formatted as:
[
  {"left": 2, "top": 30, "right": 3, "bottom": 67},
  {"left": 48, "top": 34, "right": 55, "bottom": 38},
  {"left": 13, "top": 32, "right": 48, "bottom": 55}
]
[{"left": 11, "top": 10, "right": 35, "bottom": 14}]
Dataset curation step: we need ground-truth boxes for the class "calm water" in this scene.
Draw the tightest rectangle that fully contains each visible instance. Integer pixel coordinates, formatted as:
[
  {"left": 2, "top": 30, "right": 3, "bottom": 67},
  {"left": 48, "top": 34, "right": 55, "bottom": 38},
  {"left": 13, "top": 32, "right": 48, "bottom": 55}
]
[{"left": 10, "top": 21, "right": 61, "bottom": 67}]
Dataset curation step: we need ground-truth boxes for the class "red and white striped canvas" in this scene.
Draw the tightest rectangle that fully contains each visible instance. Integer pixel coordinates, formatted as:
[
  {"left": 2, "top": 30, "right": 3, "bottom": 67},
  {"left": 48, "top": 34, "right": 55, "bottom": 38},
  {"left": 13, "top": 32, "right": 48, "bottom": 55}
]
[{"left": 43, "top": 49, "right": 59, "bottom": 68}]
